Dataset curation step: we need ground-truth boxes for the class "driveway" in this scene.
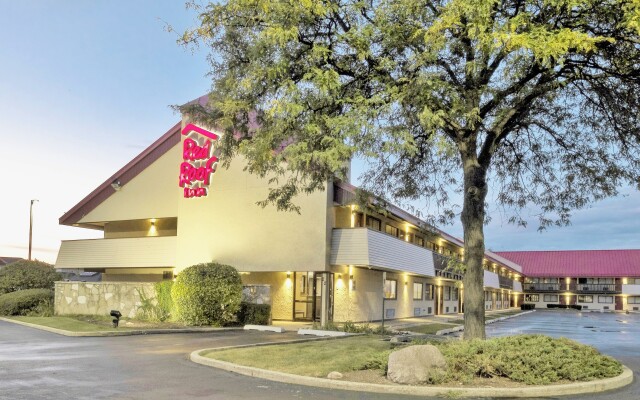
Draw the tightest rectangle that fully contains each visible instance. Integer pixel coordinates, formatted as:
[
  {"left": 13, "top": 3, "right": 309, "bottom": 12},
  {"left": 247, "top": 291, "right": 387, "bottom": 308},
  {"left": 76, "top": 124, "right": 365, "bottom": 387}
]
[{"left": 0, "top": 311, "right": 638, "bottom": 400}]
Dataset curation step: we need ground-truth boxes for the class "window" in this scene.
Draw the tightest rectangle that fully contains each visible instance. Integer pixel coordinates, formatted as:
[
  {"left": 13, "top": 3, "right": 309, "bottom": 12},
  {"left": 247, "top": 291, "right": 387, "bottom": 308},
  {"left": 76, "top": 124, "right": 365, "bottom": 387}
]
[
  {"left": 384, "top": 279, "right": 397, "bottom": 299},
  {"left": 543, "top": 294, "right": 558, "bottom": 302},
  {"left": 426, "top": 284, "right": 434, "bottom": 300},
  {"left": 416, "top": 236, "right": 424, "bottom": 247},
  {"left": 578, "top": 295, "right": 593, "bottom": 303},
  {"left": 628, "top": 296, "right": 640, "bottom": 304},
  {"left": 598, "top": 296, "right": 614, "bottom": 304},
  {"left": 485, "top": 291, "right": 492, "bottom": 301},
  {"left": 443, "top": 286, "right": 451, "bottom": 301},
  {"left": 404, "top": 232, "right": 414, "bottom": 242},
  {"left": 627, "top": 278, "right": 640, "bottom": 285},
  {"left": 366, "top": 216, "right": 382, "bottom": 231},
  {"left": 525, "top": 294, "right": 539, "bottom": 302},
  {"left": 385, "top": 224, "right": 398, "bottom": 237},
  {"left": 452, "top": 287, "right": 459, "bottom": 301},
  {"left": 413, "top": 282, "right": 423, "bottom": 300},
  {"left": 354, "top": 212, "right": 364, "bottom": 227}
]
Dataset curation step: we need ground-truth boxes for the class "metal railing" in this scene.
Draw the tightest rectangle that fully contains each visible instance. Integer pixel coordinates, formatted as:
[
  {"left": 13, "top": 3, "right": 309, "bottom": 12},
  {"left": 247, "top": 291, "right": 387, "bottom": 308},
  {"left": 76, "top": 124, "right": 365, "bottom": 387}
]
[
  {"left": 576, "top": 284, "right": 619, "bottom": 293},
  {"left": 525, "top": 283, "right": 560, "bottom": 292}
]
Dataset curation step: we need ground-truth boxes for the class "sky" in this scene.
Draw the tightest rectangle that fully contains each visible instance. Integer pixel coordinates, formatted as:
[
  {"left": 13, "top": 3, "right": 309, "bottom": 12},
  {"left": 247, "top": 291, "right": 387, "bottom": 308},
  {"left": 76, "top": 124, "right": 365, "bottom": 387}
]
[{"left": 0, "top": 1, "right": 638, "bottom": 264}]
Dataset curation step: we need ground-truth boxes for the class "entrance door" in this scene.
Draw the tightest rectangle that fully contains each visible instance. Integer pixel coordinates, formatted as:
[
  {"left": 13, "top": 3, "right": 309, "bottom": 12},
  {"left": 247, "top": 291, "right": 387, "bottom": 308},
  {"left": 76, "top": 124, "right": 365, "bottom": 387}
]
[
  {"left": 293, "top": 272, "right": 333, "bottom": 323},
  {"left": 435, "top": 286, "right": 443, "bottom": 315},
  {"left": 615, "top": 296, "right": 624, "bottom": 311},
  {"left": 293, "top": 272, "right": 314, "bottom": 321},
  {"left": 313, "top": 272, "right": 334, "bottom": 324}
]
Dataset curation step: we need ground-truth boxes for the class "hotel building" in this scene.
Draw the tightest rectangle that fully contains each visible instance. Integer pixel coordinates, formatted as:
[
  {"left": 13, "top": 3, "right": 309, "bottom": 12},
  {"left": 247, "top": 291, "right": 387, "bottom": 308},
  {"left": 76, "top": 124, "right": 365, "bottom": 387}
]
[
  {"left": 54, "top": 107, "right": 640, "bottom": 322},
  {"left": 497, "top": 250, "right": 640, "bottom": 312},
  {"left": 54, "top": 112, "right": 524, "bottom": 324}
]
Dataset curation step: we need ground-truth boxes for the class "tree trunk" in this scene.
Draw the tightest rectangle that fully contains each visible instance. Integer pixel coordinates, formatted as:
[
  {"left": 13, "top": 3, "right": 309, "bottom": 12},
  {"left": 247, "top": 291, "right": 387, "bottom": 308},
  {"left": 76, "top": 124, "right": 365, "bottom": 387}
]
[{"left": 461, "top": 155, "right": 488, "bottom": 340}]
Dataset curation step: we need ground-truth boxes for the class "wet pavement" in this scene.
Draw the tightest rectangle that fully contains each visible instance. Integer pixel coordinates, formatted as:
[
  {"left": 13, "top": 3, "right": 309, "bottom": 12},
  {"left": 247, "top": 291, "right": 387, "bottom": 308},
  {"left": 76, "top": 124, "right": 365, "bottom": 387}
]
[{"left": 0, "top": 311, "right": 638, "bottom": 400}]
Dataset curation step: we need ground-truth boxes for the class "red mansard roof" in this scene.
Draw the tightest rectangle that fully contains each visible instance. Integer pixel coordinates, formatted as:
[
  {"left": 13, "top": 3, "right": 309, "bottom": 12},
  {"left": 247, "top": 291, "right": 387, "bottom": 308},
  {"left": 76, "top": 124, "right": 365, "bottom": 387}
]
[{"left": 496, "top": 250, "right": 640, "bottom": 278}]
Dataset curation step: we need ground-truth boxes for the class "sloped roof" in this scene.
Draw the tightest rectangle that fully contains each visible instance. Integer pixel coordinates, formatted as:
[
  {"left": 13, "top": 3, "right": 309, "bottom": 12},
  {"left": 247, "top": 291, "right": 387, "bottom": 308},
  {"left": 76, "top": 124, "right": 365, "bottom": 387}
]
[
  {"left": 496, "top": 250, "right": 640, "bottom": 278},
  {"left": 59, "top": 122, "right": 181, "bottom": 226}
]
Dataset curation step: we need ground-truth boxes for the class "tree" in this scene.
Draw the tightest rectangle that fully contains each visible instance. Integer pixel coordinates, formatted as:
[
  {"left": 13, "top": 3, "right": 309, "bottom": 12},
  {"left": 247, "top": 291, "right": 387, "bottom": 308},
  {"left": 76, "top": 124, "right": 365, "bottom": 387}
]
[
  {"left": 178, "top": 0, "right": 640, "bottom": 339},
  {"left": 0, "top": 260, "right": 60, "bottom": 294}
]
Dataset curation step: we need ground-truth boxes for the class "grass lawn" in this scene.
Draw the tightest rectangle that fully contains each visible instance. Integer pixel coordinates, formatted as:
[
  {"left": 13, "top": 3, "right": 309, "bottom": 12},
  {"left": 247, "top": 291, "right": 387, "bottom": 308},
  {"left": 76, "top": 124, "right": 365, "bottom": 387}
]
[
  {"left": 6, "top": 315, "right": 194, "bottom": 332},
  {"left": 403, "top": 323, "right": 460, "bottom": 334},
  {"left": 7, "top": 316, "right": 135, "bottom": 332},
  {"left": 208, "top": 336, "right": 391, "bottom": 377}
]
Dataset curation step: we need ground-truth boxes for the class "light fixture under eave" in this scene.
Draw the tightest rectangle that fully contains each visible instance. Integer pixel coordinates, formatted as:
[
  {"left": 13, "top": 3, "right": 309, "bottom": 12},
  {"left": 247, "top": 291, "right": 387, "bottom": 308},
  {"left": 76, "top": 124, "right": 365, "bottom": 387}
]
[{"left": 111, "top": 179, "right": 122, "bottom": 191}]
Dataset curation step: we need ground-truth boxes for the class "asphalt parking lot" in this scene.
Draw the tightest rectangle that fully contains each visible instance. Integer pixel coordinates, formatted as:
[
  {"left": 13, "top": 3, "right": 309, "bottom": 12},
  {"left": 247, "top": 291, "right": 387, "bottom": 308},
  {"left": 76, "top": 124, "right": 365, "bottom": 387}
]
[{"left": 0, "top": 310, "right": 638, "bottom": 400}]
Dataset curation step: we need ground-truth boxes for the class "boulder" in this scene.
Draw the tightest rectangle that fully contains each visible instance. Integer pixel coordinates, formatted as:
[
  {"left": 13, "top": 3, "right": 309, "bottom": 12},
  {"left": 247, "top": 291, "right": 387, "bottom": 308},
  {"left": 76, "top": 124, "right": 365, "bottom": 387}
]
[
  {"left": 386, "top": 344, "right": 446, "bottom": 385},
  {"left": 327, "top": 371, "right": 343, "bottom": 380}
]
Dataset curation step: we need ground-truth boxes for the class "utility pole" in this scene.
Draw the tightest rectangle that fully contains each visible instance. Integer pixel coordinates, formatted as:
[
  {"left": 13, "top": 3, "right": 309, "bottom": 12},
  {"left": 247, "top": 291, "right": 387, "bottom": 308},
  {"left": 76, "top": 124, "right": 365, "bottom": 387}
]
[{"left": 28, "top": 199, "right": 38, "bottom": 260}]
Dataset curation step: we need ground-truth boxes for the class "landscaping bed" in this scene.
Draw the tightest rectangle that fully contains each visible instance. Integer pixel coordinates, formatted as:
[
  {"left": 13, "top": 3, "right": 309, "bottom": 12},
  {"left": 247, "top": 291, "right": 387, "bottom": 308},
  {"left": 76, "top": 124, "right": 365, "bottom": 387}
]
[{"left": 204, "top": 334, "right": 623, "bottom": 387}]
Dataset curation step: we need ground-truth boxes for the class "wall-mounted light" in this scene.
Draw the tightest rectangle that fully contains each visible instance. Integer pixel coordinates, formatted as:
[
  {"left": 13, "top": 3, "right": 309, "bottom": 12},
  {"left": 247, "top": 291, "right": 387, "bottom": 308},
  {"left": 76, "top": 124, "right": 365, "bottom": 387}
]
[
  {"left": 286, "top": 272, "right": 291, "bottom": 279},
  {"left": 349, "top": 274, "right": 354, "bottom": 280},
  {"left": 111, "top": 179, "right": 122, "bottom": 191}
]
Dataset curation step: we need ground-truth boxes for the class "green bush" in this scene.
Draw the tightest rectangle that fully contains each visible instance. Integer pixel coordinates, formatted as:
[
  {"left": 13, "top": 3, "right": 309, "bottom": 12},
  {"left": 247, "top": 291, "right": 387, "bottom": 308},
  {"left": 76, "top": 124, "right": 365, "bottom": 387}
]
[
  {"left": 237, "top": 302, "right": 271, "bottom": 325},
  {"left": 136, "top": 281, "right": 174, "bottom": 322},
  {"left": 171, "top": 262, "right": 242, "bottom": 326},
  {"left": 154, "top": 280, "right": 174, "bottom": 321},
  {"left": 433, "top": 334, "right": 623, "bottom": 385},
  {"left": 0, "top": 288, "right": 54, "bottom": 316},
  {"left": 0, "top": 260, "right": 61, "bottom": 294}
]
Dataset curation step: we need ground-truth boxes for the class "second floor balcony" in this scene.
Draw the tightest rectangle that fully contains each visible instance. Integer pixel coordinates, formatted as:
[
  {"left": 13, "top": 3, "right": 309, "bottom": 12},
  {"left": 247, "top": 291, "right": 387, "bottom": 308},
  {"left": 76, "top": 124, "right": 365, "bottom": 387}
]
[{"left": 525, "top": 283, "right": 561, "bottom": 292}]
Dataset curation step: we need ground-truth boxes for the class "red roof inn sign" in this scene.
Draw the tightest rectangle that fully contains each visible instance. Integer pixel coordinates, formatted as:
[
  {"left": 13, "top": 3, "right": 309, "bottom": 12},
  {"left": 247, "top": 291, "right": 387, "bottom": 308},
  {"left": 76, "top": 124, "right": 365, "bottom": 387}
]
[{"left": 179, "top": 124, "right": 220, "bottom": 198}]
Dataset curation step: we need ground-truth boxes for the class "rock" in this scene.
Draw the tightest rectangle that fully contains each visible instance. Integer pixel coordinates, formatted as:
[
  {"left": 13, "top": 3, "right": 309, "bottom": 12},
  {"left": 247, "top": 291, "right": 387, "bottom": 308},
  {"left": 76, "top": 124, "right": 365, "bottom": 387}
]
[
  {"left": 390, "top": 335, "right": 412, "bottom": 343},
  {"left": 327, "top": 371, "right": 343, "bottom": 380},
  {"left": 386, "top": 344, "right": 446, "bottom": 385}
]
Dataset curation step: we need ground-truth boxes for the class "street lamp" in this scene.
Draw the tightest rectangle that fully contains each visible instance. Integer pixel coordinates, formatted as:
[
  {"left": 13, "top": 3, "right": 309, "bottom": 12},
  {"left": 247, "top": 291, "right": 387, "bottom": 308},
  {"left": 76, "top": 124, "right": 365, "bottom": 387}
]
[{"left": 28, "top": 199, "right": 38, "bottom": 260}]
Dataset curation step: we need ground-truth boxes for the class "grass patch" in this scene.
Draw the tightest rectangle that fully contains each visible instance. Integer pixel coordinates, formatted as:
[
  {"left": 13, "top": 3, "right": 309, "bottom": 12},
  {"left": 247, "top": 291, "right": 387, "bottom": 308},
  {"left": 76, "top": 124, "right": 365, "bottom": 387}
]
[
  {"left": 7, "top": 316, "right": 134, "bottom": 332},
  {"left": 205, "top": 334, "right": 623, "bottom": 386},
  {"left": 404, "top": 323, "right": 460, "bottom": 334},
  {"left": 208, "top": 336, "right": 392, "bottom": 377},
  {"left": 6, "top": 315, "right": 193, "bottom": 332}
]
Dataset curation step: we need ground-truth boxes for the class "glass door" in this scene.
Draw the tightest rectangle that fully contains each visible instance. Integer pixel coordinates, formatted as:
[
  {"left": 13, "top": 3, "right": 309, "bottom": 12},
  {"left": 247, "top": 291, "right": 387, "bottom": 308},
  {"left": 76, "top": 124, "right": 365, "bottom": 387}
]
[{"left": 293, "top": 272, "right": 314, "bottom": 321}]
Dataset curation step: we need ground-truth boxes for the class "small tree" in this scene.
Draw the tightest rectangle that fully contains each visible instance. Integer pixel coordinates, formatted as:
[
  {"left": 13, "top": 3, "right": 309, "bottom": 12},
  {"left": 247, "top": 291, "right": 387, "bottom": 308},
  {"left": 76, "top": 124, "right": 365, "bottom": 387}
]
[
  {"left": 0, "top": 260, "right": 61, "bottom": 294},
  {"left": 171, "top": 262, "right": 242, "bottom": 326}
]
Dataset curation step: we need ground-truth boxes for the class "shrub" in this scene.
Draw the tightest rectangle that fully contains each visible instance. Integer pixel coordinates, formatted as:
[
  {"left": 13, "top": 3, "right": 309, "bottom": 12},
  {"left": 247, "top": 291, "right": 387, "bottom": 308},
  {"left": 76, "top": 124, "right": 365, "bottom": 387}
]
[
  {"left": 434, "top": 334, "right": 622, "bottom": 385},
  {"left": 0, "top": 260, "right": 61, "bottom": 294},
  {"left": 0, "top": 288, "right": 54, "bottom": 316},
  {"left": 171, "top": 262, "right": 242, "bottom": 326},
  {"left": 237, "top": 302, "right": 271, "bottom": 325}
]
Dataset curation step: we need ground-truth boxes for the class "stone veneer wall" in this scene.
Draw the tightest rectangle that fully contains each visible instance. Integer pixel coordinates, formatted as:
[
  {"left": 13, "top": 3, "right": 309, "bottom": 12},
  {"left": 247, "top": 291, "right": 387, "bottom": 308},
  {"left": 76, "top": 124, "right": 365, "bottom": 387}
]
[{"left": 54, "top": 281, "right": 156, "bottom": 319}]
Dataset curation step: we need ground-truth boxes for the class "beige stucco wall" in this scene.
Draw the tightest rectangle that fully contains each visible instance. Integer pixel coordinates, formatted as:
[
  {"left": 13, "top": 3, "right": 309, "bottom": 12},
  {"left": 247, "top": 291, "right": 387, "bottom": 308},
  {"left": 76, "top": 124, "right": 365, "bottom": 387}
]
[
  {"left": 54, "top": 281, "right": 156, "bottom": 319},
  {"left": 331, "top": 267, "right": 462, "bottom": 322},
  {"left": 241, "top": 272, "right": 292, "bottom": 320},
  {"left": 79, "top": 146, "right": 180, "bottom": 224},
  {"left": 175, "top": 149, "right": 330, "bottom": 273}
]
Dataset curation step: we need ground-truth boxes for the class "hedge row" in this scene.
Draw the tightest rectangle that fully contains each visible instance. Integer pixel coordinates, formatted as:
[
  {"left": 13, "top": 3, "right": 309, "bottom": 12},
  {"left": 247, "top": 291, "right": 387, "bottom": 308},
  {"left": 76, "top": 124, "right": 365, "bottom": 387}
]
[{"left": 0, "top": 288, "right": 54, "bottom": 316}]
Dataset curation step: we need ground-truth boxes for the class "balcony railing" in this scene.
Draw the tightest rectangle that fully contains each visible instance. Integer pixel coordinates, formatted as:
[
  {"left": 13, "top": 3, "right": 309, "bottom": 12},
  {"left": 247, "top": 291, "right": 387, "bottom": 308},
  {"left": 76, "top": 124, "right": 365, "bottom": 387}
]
[
  {"left": 525, "top": 283, "right": 560, "bottom": 292},
  {"left": 576, "top": 284, "right": 620, "bottom": 293},
  {"left": 499, "top": 275, "right": 514, "bottom": 290},
  {"left": 55, "top": 236, "right": 177, "bottom": 269}
]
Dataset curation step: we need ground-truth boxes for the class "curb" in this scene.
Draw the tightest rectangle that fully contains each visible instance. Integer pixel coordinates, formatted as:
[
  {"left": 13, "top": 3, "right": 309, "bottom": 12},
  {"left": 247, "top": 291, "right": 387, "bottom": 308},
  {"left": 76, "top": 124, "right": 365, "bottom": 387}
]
[
  {"left": 190, "top": 348, "right": 633, "bottom": 398},
  {"left": 435, "top": 310, "right": 535, "bottom": 335},
  {"left": 0, "top": 317, "right": 240, "bottom": 337}
]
